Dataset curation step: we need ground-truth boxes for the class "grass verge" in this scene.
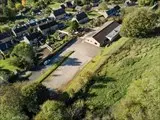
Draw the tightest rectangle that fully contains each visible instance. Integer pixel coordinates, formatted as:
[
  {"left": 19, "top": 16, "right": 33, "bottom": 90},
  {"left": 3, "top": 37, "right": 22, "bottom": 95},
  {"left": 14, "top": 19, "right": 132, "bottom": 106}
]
[{"left": 36, "top": 51, "right": 74, "bottom": 83}]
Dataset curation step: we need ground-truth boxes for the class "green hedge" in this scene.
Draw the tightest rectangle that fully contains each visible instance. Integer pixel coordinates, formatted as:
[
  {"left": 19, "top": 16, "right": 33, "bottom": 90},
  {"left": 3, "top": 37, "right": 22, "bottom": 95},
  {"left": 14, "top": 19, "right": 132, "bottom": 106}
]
[{"left": 36, "top": 51, "right": 74, "bottom": 83}]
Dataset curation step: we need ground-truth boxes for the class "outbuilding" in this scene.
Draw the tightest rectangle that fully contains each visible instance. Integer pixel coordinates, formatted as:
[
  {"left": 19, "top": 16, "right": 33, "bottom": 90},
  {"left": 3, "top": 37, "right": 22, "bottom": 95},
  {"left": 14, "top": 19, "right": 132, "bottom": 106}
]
[{"left": 84, "top": 21, "right": 121, "bottom": 47}]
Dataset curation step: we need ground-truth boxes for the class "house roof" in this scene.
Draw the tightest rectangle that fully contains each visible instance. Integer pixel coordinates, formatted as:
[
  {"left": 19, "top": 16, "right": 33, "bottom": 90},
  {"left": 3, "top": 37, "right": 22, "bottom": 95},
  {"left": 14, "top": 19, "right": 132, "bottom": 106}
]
[
  {"left": 37, "top": 18, "right": 48, "bottom": 25},
  {"left": 0, "top": 31, "right": 12, "bottom": 41},
  {"left": 39, "top": 21, "right": 58, "bottom": 30},
  {"left": 28, "top": 20, "right": 37, "bottom": 27},
  {"left": 53, "top": 8, "right": 66, "bottom": 17},
  {"left": 61, "top": 4, "right": 66, "bottom": 9},
  {"left": 66, "top": 1, "right": 73, "bottom": 7},
  {"left": 0, "top": 43, "right": 7, "bottom": 51},
  {"left": 93, "top": 21, "right": 120, "bottom": 44},
  {"left": 106, "top": 5, "right": 121, "bottom": 16},
  {"left": 13, "top": 25, "right": 28, "bottom": 33},
  {"left": 92, "top": 0, "right": 100, "bottom": 3},
  {"left": 76, "top": 12, "right": 88, "bottom": 21},
  {"left": 25, "top": 32, "right": 43, "bottom": 41}
]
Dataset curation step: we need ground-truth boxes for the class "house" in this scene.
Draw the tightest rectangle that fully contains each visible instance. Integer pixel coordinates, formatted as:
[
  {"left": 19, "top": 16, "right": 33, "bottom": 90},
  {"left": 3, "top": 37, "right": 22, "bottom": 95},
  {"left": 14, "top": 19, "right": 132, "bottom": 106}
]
[
  {"left": 37, "top": 18, "right": 48, "bottom": 26},
  {"left": 28, "top": 19, "right": 38, "bottom": 28},
  {"left": 0, "top": 31, "right": 14, "bottom": 51},
  {"left": 75, "top": 12, "right": 89, "bottom": 24},
  {"left": 105, "top": 5, "right": 121, "bottom": 18},
  {"left": 75, "top": 6, "right": 82, "bottom": 12},
  {"left": 92, "top": 0, "right": 100, "bottom": 7},
  {"left": 50, "top": 8, "right": 66, "bottom": 20},
  {"left": 84, "top": 21, "right": 121, "bottom": 47},
  {"left": 124, "top": 0, "right": 136, "bottom": 6},
  {"left": 22, "top": 32, "right": 45, "bottom": 45},
  {"left": 66, "top": 1, "right": 75, "bottom": 8},
  {"left": 61, "top": 4, "right": 66, "bottom": 9},
  {"left": 12, "top": 25, "right": 29, "bottom": 37},
  {"left": 38, "top": 21, "right": 58, "bottom": 36},
  {"left": 32, "top": 8, "right": 42, "bottom": 15}
]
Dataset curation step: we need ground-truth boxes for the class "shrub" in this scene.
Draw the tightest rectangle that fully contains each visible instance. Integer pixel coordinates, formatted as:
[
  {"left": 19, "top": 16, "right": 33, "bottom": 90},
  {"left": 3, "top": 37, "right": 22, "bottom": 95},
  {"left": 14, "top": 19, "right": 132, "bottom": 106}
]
[
  {"left": 98, "top": 2, "right": 108, "bottom": 10},
  {"left": 120, "top": 8, "right": 158, "bottom": 38},
  {"left": 35, "top": 100, "right": 64, "bottom": 120}
]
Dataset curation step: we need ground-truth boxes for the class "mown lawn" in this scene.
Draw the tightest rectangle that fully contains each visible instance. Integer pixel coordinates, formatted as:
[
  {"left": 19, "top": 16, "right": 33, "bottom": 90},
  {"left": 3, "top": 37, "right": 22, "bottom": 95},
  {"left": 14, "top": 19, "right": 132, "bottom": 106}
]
[
  {"left": 87, "top": 10, "right": 101, "bottom": 19},
  {"left": 85, "top": 37, "right": 160, "bottom": 110},
  {"left": 48, "top": 2, "right": 61, "bottom": 9},
  {"left": 0, "top": 58, "right": 20, "bottom": 72}
]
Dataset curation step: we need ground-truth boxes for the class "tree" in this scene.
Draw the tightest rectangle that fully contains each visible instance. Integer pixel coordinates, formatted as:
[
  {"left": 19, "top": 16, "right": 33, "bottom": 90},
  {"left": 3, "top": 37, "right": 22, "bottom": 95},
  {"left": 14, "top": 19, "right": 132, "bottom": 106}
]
[
  {"left": 35, "top": 100, "right": 64, "bottom": 120},
  {"left": 120, "top": 8, "right": 158, "bottom": 38},
  {"left": 138, "top": 0, "right": 156, "bottom": 6},
  {"left": 7, "top": 0, "right": 15, "bottom": 8},
  {"left": 0, "top": 85, "right": 29, "bottom": 120},
  {"left": 70, "top": 20, "right": 79, "bottom": 32},
  {"left": 15, "top": 3, "right": 23, "bottom": 10},
  {"left": 0, "top": 69, "right": 14, "bottom": 84},
  {"left": 21, "top": 82, "right": 49, "bottom": 114},
  {"left": 98, "top": 2, "right": 108, "bottom": 10},
  {"left": 113, "top": 78, "right": 160, "bottom": 120},
  {"left": 10, "top": 42, "right": 36, "bottom": 69},
  {"left": 2, "top": 5, "right": 9, "bottom": 17}
]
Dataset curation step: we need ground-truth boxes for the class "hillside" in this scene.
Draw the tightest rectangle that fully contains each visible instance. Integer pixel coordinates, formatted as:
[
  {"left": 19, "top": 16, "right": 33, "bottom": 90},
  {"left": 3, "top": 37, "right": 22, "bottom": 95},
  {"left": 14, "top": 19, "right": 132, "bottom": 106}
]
[{"left": 84, "top": 37, "right": 160, "bottom": 118}]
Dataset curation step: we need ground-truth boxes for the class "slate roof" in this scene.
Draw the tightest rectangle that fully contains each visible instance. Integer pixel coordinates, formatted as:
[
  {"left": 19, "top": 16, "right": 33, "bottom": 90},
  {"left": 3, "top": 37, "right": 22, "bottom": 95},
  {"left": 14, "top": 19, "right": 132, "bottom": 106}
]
[
  {"left": 25, "top": 32, "right": 43, "bottom": 41},
  {"left": 92, "top": 0, "right": 100, "bottom": 3},
  {"left": 0, "top": 31, "right": 12, "bottom": 41},
  {"left": 13, "top": 25, "right": 28, "bottom": 33},
  {"left": 66, "top": 1, "right": 73, "bottom": 7},
  {"left": 37, "top": 18, "right": 48, "bottom": 25},
  {"left": 76, "top": 12, "right": 88, "bottom": 21},
  {"left": 61, "top": 4, "right": 66, "bottom": 9},
  {"left": 93, "top": 21, "right": 120, "bottom": 45},
  {"left": 28, "top": 20, "right": 37, "bottom": 27},
  {"left": 106, "top": 5, "right": 121, "bottom": 16},
  {"left": 53, "top": 8, "right": 66, "bottom": 17},
  {"left": 0, "top": 43, "right": 7, "bottom": 51},
  {"left": 39, "top": 21, "right": 58, "bottom": 30}
]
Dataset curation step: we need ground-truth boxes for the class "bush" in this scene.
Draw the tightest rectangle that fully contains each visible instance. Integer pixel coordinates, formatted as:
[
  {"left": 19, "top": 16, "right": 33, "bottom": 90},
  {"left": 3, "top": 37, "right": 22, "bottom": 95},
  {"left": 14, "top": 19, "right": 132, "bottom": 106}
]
[
  {"left": 120, "top": 8, "right": 158, "bottom": 38},
  {"left": 138, "top": 0, "right": 155, "bottom": 6},
  {"left": 98, "top": 2, "right": 108, "bottom": 10},
  {"left": 35, "top": 100, "right": 64, "bottom": 120}
]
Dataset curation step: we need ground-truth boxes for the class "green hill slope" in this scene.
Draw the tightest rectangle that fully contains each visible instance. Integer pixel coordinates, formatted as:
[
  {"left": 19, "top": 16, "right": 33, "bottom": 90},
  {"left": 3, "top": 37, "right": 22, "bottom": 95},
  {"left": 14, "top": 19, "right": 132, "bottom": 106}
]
[{"left": 84, "top": 37, "right": 160, "bottom": 118}]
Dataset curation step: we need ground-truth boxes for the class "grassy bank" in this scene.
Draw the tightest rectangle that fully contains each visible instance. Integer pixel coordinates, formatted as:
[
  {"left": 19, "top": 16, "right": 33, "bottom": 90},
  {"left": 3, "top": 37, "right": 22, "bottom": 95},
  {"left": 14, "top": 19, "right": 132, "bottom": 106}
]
[
  {"left": 36, "top": 51, "right": 74, "bottom": 83},
  {"left": 84, "top": 37, "right": 160, "bottom": 114}
]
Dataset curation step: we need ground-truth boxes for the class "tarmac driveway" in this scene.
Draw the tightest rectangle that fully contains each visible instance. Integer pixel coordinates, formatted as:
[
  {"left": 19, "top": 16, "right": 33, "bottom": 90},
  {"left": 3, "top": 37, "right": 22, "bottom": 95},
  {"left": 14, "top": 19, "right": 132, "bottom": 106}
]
[{"left": 42, "top": 38, "right": 100, "bottom": 90}]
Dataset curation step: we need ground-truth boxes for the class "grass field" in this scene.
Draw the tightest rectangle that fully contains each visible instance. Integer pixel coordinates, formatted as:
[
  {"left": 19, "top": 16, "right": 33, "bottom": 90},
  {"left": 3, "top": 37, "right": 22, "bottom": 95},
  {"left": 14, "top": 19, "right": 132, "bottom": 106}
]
[{"left": 85, "top": 37, "right": 160, "bottom": 111}]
